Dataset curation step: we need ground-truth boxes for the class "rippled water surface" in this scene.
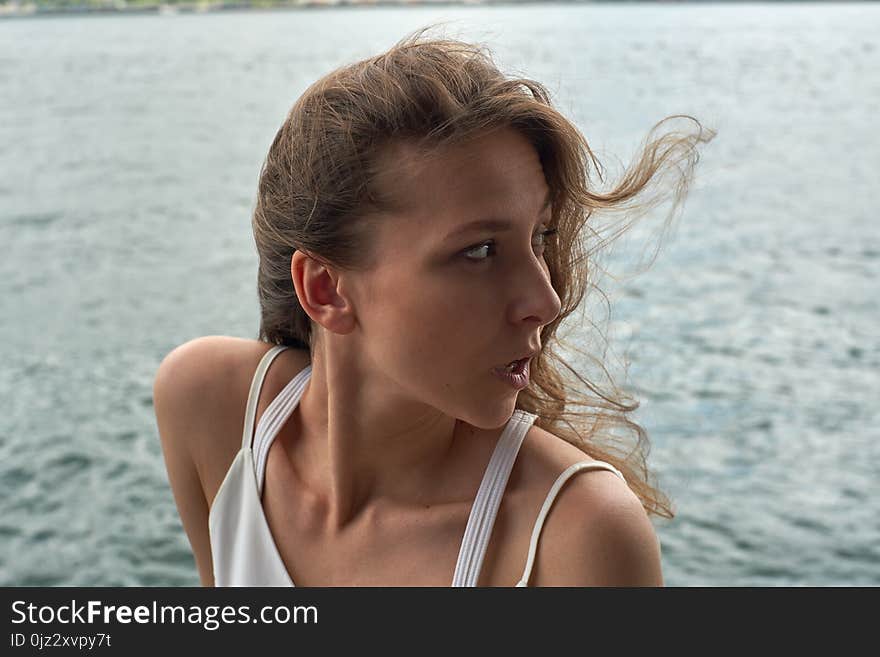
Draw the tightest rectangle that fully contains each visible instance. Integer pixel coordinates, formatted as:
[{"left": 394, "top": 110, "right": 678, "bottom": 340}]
[{"left": 1, "top": 3, "right": 878, "bottom": 586}]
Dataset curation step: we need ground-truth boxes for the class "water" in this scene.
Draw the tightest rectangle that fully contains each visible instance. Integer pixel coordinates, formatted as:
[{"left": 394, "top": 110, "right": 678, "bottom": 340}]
[{"left": 1, "top": 3, "right": 878, "bottom": 586}]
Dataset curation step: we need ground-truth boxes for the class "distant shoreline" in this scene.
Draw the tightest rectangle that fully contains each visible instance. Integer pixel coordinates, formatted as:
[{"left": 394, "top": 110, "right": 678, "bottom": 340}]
[
  {"left": 0, "top": 0, "right": 848, "bottom": 21},
  {"left": 4, "top": 0, "right": 587, "bottom": 20}
]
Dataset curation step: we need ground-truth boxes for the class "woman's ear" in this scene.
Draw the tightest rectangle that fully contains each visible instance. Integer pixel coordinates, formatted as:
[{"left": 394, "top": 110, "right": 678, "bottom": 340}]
[{"left": 290, "top": 250, "right": 356, "bottom": 336}]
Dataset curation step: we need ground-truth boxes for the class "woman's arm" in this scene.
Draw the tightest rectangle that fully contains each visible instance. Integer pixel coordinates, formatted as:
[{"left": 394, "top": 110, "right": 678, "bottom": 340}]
[{"left": 153, "top": 338, "right": 225, "bottom": 586}]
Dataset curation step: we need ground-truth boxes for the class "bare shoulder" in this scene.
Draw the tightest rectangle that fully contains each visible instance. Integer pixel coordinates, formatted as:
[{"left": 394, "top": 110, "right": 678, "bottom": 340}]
[
  {"left": 154, "top": 336, "right": 312, "bottom": 499},
  {"left": 154, "top": 336, "right": 270, "bottom": 439},
  {"left": 515, "top": 424, "right": 663, "bottom": 587},
  {"left": 154, "top": 337, "right": 265, "bottom": 491},
  {"left": 154, "top": 335, "right": 258, "bottom": 409},
  {"left": 153, "top": 335, "right": 311, "bottom": 586}
]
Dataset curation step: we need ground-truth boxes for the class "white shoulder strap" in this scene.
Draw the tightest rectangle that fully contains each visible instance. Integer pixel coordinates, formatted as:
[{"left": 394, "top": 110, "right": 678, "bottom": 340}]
[
  {"left": 241, "top": 345, "right": 288, "bottom": 450},
  {"left": 515, "top": 460, "right": 626, "bottom": 587},
  {"left": 451, "top": 410, "right": 537, "bottom": 587}
]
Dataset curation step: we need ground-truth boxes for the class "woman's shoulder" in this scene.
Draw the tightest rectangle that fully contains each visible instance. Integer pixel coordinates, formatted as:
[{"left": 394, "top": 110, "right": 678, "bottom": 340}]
[
  {"left": 155, "top": 336, "right": 261, "bottom": 400},
  {"left": 154, "top": 335, "right": 309, "bottom": 405},
  {"left": 511, "top": 422, "right": 663, "bottom": 586},
  {"left": 516, "top": 421, "right": 628, "bottom": 502},
  {"left": 153, "top": 336, "right": 309, "bottom": 504},
  {"left": 154, "top": 337, "right": 271, "bottom": 441}
]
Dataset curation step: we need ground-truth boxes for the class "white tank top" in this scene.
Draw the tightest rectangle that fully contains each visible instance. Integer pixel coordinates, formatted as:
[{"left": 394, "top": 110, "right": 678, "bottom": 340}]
[{"left": 208, "top": 345, "right": 627, "bottom": 587}]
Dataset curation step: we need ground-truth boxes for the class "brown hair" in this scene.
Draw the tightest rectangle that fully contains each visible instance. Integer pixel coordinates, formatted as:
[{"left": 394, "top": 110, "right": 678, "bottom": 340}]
[{"left": 252, "top": 25, "right": 716, "bottom": 519}]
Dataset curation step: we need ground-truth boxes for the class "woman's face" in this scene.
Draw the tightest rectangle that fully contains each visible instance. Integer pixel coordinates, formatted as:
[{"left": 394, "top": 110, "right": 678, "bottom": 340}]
[{"left": 347, "top": 127, "right": 562, "bottom": 428}]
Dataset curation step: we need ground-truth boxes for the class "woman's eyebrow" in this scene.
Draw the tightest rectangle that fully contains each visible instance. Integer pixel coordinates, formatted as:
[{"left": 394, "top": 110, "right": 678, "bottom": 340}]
[{"left": 441, "top": 191, "right": 552, "bottom": 242}]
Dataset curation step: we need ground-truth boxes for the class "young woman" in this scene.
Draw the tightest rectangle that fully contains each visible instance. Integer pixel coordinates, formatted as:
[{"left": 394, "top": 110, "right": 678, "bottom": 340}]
[{"left": 154, "top": 27, "right": 713, "bottom": 587}]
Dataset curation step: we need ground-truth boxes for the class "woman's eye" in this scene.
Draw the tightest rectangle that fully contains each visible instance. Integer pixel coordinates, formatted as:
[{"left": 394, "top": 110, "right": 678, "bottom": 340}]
[
  {"left": 463, "top": 228, "right": 558, "bottom": 263},
  {"left": 537, "top": 228, "right": 558, "bottom": 247},
  {"left": 464, "top": 242, "right": 496, "bottom": 261}
]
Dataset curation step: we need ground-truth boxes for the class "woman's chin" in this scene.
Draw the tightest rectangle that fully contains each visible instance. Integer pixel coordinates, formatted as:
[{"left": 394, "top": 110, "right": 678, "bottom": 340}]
[{"left": 457, "top": 402, "right": 520, "bottom": 431}]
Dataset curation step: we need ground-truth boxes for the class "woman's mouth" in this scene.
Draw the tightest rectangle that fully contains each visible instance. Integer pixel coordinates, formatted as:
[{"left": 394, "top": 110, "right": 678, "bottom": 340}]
[
  {"left": 491, "top": 358, "right": 530, "bottom": 389},
  {"left": 501, "top": 358, "right": 527, "bottom": 374}
]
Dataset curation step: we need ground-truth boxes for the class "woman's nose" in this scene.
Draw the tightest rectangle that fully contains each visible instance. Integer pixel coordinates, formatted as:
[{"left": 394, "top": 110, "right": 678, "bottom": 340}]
[{"left": 511, "top": 256, "right": 561, "bottom": 327}]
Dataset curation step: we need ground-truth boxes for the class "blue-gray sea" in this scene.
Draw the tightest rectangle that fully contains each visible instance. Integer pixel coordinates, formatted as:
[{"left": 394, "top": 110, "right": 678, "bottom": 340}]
[{"left": 1, "top": 3, "right": 878, "bottom": 586}]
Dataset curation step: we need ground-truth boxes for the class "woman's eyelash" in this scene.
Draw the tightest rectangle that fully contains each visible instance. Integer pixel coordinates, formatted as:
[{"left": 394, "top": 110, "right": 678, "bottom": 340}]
[{"left": 464, "top": 228, "right": 558, "bottom": 261}]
